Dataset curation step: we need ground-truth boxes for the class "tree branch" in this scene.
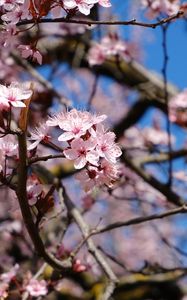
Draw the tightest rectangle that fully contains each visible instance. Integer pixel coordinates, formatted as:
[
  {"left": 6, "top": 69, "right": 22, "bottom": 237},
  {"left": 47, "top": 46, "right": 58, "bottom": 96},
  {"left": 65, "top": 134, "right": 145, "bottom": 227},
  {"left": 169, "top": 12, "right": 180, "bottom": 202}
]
[
  {"left": 17, "top": 11, "right": 183, "bottom": 28},
  {"left": 61, "top": 185, "right": 118, "bottom": 300},
  {"left": 16, "top": 131, "right": 72, "bottom": 271}
]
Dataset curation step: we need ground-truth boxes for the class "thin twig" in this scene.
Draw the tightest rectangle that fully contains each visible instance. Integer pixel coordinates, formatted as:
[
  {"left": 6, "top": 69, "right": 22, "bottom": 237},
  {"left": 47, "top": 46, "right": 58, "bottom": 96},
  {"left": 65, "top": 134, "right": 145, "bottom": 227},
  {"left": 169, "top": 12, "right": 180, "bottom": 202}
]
[
  {"left": 16, "top": 12, "right": 184, "bottom": 28},
  {"left": 92, "top": 205, "right": 187, "bottom": 235},
  {"left": 161, "top": 24, "right": 173, "bottom": 186}
]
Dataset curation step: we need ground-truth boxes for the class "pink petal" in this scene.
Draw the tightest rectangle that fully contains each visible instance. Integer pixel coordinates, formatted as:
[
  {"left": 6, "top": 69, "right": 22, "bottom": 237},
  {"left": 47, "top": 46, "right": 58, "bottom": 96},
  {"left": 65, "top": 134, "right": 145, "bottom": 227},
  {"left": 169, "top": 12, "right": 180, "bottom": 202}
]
[
  {"left": 58, "top": 131, "right": 74, "bottom": 141},
  {"left": 74, "top": 156, "right": 87, "bottom": 169},
  {"left": 64, "top": 148, "right": 78, "bottom": 160}
]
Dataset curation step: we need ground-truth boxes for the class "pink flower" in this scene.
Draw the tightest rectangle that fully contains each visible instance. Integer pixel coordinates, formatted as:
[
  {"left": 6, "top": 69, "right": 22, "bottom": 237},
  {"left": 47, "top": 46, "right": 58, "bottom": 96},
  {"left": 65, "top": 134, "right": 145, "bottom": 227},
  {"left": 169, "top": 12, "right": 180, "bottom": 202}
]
[
  {"left": 64, "top": 137, "right": 99, "bottom": 169},
  {"left": 75, "top": 160, "right": 119, "bottom": 192},
  {"left": 95, "top": 124, "right": 122, "bottom": 163},
  {"left": 0, "top": 0, "right": 24, "bottom": 11},
  {"left": 28, "top": 123, "right": 50, "bottom": 150},
  {"left": 25, "top": 279, "right": 48, "bottom": 297},
  {"left": 0, "top": 135, "right": 18, "bottom": 157},
  {"left": 99, "top": 159, "right": 119, "bottom": 186},
  {"left": 75, "top": 166, "right": 99, "bottom": 191},
  {"left": 47, "top": 111, "right": 66, "bottom": 127},
  {"left": 0, "top": 264, "right": 19, "bottom": 284},
  {"left": 57, "top": 109, "right": 93, "bottom": 141},
  {"left": 63, "top": 0, "right": 98, "bottom": 15},
  {"left": 50, "top": 109, "right": 106, "bottom": 141},
  {"left": 98, "top": 0, "right": 111, "bottom": 7},
  {"left": 88, "top": 34, "right": 135, "bottom": 66},
  {"left": 169, "top": 89, "right": 187, "bottom": 126},
  {"left": 87, "top": 43, "right": 106, "bottom": 66},
  {"left": 1, "top": 1, "right": 31, "bottom": 24},
  {"left": 0, "top": 82, "right": 32, "bottom": 110},
  {"left": 27, "top": 183, "right": 43, "bottom": 206},
  {"left": 0, "top": 283, "right": 8, "bottom": 299},
  {"left": 73, "top": 259, "right": 87, "bottom": 272},
  {"left": 0, "top": 135, "right": 18, "bottom": 173},
  {"left": 141, "top": 0, "right": 180, "bottom": 19},
  {"left": 17, "top": 45, "right": 42, "bottom": 65}
]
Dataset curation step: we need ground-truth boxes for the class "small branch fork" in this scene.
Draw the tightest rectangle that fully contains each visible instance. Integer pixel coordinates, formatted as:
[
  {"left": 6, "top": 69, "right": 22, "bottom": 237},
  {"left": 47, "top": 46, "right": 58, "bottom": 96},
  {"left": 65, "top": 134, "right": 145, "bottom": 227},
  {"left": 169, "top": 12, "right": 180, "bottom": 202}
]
[
  {"left": 17, "top": 11, "right": 184, "bottom": 28},
  {"left": 61, "top": 184, "right": 119, "bottom": 300}
]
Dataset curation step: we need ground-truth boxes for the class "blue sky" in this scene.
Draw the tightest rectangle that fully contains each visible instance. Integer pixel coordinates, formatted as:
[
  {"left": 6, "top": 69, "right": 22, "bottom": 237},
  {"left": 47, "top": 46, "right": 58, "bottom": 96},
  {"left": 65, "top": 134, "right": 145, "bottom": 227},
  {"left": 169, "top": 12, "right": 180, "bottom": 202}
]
[{"left": 145, "top": 19, "right": 187, "bottom": 89}]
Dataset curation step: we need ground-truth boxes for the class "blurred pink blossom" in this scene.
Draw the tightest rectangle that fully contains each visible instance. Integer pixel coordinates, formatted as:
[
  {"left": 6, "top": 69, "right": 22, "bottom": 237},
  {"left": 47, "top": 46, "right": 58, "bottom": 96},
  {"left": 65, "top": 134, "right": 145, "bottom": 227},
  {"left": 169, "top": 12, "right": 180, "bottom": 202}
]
[
  {"left": 25, "top": 278, "right": 48, "bottom": 297},
  {"left": 141, "top": 0, "right": 180, "bottom": 19}
]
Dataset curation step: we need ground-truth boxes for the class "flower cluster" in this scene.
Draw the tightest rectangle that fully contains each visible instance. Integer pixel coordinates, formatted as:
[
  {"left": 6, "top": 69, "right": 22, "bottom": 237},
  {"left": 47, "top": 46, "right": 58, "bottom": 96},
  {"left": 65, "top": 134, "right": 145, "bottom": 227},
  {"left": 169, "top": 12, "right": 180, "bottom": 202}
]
[
  {"left": 29, "top": 109, "right": 121, "bottom": 192},
  {"left": 122, "top": 123, "right": 174, "bottom": 150},
  {"left": 88, "top": 33, "right": 138, "bottom": 66},
  {"left": 141, "top": 0, "right": 180, "bottom": 19},
  {"left": 0, "top": 0, "right": 111, "bottom": 65}
]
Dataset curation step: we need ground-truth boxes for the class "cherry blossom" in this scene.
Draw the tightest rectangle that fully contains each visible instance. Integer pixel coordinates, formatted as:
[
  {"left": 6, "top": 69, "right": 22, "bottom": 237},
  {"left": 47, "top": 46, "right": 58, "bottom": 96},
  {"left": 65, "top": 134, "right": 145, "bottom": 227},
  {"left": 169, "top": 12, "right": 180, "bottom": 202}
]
[
  {"left": 64, "top": 137, "right": 99, "bottom": 169},
  {"left": 75, "top": 167, "right": 97, "bottom": 192},
  {"left": 98, "top": 0, "right": 111, "bottom": 7},
  {"left": 0, "top": 264, "right": 19, "bottom": 283},
  {"left": 17, "top": 45, "right": 43, "bottom": 65},
  {"left": 28, "top": 123, "right": 50, "bottom": 150},
  {"left": 88, "top": 34, "right": 137, "bottom": 66},
  {"left": 63, "top": 0, "right": 98, "bottom": 15},
  {"left": 141, "top": 0, "right": 180, "bottom": 19},
  {"left": 99, "top": 159, "right": 119, "bottom": 186},
  {"left": 0, "top": 0, "right": 24, "bottom": 11},
  {"left": 169, "top": 89, "right": 187, "bottom": 126},
  {"left": 48, "top": 109, "right": 106, "bottom": 141},
  {"left": 95, "top": 124, "right": 122, "bottom": 163},
  {"left": 0, "top": 24, "right": 18, "bottom": 50},
  {"left": 25, "top": 279, "right": 48, "bottom": 297},
  {"left": 75, "top": 160, "right": 119, "bottom": 192},
  {"left": 0, "top": 135, "right": 18, "bottom": 157},
  {"left": 73, "top": 259, "right": 87, "bottom": 272},
  {"left": 1, "top": 0, "right": 31, "bottom": 24},
  {"left": 27, "top": 183, "right": 43, "bottom": 206},
  {"left": 54, "top": 109, "right": 91, "bottom": 141},
  {"left": 0, "top": 82, "right": 32, "bottom": 110},
  {"left": 0, "top": 283, "right": 8, "bottom": 299},
  {"left": 47, "top": 109, "right": 121, "bottom": 188}
]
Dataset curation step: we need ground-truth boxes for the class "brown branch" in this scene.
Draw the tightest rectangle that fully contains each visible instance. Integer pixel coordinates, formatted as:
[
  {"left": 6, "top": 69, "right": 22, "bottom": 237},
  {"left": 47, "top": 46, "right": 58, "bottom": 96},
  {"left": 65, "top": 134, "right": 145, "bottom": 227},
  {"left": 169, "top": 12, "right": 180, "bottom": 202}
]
[
  {"left": 135, "top": 149, "right": 187, "bottom": 166},
  {"left": 16, "top": 131, "right": 72, "bottom": 271},
  {"left": 17, "top": 11, "right": 184, "bottom": 28},
  {"left": 92, "top": 205, "right": 187, "bottom": 235},
  {"left": 122, "top": 153, "right": 184, "bottom": 206},
  {"left": 29, "top": 153, "right": 65, "bottom": 164}
]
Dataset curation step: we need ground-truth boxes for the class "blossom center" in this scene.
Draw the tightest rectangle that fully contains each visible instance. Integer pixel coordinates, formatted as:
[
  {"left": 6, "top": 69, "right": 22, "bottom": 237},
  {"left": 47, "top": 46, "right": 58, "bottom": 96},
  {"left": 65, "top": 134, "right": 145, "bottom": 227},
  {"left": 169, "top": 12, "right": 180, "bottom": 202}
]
[
  {"left": 73, "top": 127, "right": 81, "bottom": 134},
  {"left": 78, "top": 147, "right": 86, "bottom": 156}
]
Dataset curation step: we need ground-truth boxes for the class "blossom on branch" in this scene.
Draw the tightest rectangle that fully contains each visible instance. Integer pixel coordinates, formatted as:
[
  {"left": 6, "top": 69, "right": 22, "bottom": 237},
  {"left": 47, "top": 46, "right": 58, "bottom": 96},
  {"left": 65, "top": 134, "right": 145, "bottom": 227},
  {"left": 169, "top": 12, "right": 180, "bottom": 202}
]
[
  {"left": 48, "top": 108, "right": 121, "bottom": 192},
  {"left": 28, "top": 123, "right": 50, "bottom": 150},
  {"left": 0, "top": 82, "right": 32, "bottom": 110},
  {"left": 63, "top": 0, "right": 98, "bottom": 15},
  {"left": 17, "top": 44, "right": 42, "bottom": 65},
  {"left": 88, "top": 33, "right": 138, "bottom": 66}
]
